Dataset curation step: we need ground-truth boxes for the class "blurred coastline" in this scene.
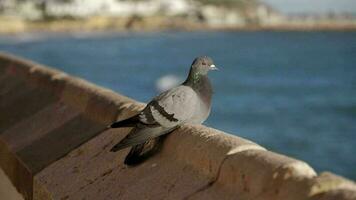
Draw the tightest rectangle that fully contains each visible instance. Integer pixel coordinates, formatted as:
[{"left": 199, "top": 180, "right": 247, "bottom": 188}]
[{"left": 1, "top": 0, "right": 356, "bottom": 34}]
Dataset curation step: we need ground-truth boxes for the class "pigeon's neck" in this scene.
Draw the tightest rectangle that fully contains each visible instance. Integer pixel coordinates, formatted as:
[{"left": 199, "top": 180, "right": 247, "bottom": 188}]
[
  {"left": 184, "top": 67, "right": 208, "bottom": 85},
  {"left": 184, "top": 69, "right": 213, "bottom": 105}
]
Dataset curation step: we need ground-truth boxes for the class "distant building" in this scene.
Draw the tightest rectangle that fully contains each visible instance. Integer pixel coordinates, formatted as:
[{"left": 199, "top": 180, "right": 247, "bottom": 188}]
[
  {"left": 44, "top": 0, "right": 195, "bottom": 18},
  {"left": 159, "top": 0, "right": 194, "bottom": 16},
  {"left": 0, "top": 0, "right": 15, "bottom": 13},
  {"left": 0, "top": 0, "right": 42, "bottom": 20},
  {"left": 200, "top": 6, "right": 246, "bottom": 27},
  {"left": 255, "top": 4, "right": 285, "bottom": 25},
  {"left": 45, "top": 0, "right": 108, "bottom": 18}
]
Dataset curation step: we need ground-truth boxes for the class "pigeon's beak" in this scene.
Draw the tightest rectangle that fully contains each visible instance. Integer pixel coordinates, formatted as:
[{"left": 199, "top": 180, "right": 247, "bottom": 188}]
[{"left": 209, "top": 64, "right": 218, "bottom": 71}]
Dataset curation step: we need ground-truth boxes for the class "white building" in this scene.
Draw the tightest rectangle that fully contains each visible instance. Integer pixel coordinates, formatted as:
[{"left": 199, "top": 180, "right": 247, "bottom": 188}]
[
  {"left": 0, "top": 0, "right": 42, "bottom": 20},
  {"left": 200, "top": 6, "right": 246, "bottom": 27},
  {"left": 44, "top": 0, "right": 194, "bottom": 18},
  {"left": 159, "top": 0, "right": 194, "bottom": 16},
  {"left": 255, "top": 4, "right": 285, "bottom": 25},
  {"left": 45, "top": 0, "right": 107, "bottom": 18}
]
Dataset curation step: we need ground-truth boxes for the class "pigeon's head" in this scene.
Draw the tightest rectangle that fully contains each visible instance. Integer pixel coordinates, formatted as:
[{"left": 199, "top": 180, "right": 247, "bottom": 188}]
[{"left": 190, "top": 56, "right": 218, "bottom": 75}]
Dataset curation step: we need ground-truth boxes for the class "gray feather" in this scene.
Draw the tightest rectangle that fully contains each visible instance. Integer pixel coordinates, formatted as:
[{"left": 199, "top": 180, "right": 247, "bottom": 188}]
[
  {"left": 124, "top": 136, "right": 167, "bottom": 166},
  {"left": 110, "top": 124, "right": 176, "bottom": 152}
]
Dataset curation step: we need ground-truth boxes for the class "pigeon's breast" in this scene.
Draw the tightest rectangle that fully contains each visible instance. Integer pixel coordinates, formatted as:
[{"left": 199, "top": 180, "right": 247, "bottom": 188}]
[
  {"left": 190, "top": 100, "right": 211, "bottom": 124},
  {"left": 190, "top": 77, "right": 213, "bottom": 124}
]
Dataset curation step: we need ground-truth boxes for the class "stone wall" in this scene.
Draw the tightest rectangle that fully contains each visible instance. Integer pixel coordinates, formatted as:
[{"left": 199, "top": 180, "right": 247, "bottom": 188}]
[{"left": 0, "top": 52, "right": 355, "bottom": 200}]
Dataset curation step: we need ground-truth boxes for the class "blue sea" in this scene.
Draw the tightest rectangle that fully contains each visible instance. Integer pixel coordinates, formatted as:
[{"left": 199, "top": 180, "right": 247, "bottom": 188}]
[{"left": 0, "top": 31, "right": 355, "bottom": 180}]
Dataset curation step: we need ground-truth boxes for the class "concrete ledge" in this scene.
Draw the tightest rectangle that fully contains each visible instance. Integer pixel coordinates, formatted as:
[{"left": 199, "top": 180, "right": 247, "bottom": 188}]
[{"left": 1, "top": 52, "right": 356, "bottom": 200}]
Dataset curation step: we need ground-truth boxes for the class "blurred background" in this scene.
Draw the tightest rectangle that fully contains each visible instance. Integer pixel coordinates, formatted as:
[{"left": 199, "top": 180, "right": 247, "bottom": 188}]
[{"left": 0, "top": 0, "right": 355, "bottom": 181}]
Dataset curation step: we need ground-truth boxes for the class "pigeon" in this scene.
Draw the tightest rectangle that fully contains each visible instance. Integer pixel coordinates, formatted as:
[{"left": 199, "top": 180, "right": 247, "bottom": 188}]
[{"left": 110, "top": 56, "right": 218, "bottom": 165}]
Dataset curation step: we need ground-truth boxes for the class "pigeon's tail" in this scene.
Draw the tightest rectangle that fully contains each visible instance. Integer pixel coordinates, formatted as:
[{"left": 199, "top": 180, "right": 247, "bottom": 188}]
[
  {"left": 124, "top": 136, "right": 167, "bottom": 166},
  {"left": 110, "top": 125, "right": 176, "bottom": 152},
  {"left": 110, "top": 114, "right": 140, "bottom": 128}
]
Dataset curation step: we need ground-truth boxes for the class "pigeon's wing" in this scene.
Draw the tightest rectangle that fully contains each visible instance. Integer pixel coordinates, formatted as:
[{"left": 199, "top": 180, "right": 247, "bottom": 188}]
[
  {"left": 111, "top": 86, "right": 198, "bottom": 127},
  {"left": 110, "top": 85, "right": 198, "bottom": 152},
  {"left": 144, "top": 85, "right": 199, "bottom": 128},
  {"left": 137, "top": 85, "right": 198, "bottom": 127},
  {"left": 124, "top": 135, "right": 167, "bottom": 166},
  {"left": 110, "top": 124, "right": 175, "bottom": 152}
]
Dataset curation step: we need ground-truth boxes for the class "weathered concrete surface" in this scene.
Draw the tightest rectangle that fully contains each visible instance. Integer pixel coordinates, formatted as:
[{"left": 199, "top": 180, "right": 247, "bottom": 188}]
[{"left": 0, "top": 52, "right": 356, "bottom": 200}]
